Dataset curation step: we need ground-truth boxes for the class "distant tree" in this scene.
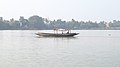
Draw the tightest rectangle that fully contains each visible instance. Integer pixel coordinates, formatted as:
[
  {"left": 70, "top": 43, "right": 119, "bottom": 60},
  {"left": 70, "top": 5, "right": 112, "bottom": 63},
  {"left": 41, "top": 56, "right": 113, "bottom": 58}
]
[
  {"left": 19, "top": 16, "right": 29, "bottom": 29},
  {"left": 28, "top": 15, "right": 46, "bottom": 29},
  {"left": 0, "top": 19, "right": 11, "bottom": 30},
  {"left": 0, "top": 17, "right": 3, "bottom": 22},
  {"left": 112, "top": 20, "right": 120, "bottom": 27}
]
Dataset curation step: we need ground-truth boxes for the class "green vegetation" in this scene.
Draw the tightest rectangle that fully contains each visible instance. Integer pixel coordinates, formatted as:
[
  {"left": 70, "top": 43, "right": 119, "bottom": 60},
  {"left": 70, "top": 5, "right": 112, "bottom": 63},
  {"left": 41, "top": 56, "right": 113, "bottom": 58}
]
[{"left": 0, "top": 15, "right": 120, "bottom": 30}]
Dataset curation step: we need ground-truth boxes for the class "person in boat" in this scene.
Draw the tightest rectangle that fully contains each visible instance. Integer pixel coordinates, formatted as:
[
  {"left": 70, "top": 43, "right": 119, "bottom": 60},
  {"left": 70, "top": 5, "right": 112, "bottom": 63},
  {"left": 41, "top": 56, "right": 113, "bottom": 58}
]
[{"left": 67, "top": 30, "right": 69, "bottom": 34}]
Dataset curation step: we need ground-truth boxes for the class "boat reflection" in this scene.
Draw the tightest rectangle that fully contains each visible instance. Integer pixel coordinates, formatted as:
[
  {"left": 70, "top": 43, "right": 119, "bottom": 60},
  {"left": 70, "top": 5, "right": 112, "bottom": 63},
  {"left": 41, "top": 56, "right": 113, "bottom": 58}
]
[{"left": 36, "top": 36, "right": 79, "bottom": 40}]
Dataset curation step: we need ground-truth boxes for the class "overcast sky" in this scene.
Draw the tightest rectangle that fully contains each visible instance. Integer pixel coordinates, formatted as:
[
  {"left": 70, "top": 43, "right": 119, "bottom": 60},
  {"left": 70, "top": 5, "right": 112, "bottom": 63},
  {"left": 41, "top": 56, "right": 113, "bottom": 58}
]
[{"left": 0, "top": 0, "right": 120, "bottom": 21}]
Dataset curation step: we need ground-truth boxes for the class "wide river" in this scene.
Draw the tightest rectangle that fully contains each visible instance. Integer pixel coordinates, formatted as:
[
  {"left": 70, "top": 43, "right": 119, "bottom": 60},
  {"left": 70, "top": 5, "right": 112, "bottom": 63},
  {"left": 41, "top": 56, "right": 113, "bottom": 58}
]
[{"left": 0, "top": 30, "right": 120, "bottom": 67}]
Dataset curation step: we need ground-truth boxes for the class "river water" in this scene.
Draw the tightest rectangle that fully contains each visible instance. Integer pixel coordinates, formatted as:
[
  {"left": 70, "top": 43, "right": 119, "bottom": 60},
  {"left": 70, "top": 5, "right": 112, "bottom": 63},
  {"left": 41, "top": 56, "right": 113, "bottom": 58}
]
[{"left": 0, "top": 30, "right": 120, "bottom": 67}]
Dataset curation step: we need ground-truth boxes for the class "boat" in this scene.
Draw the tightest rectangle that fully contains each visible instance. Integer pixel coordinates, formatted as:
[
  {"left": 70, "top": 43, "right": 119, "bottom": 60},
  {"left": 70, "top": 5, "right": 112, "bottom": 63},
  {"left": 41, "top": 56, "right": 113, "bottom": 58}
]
[{"left": 36, "top": 29, "right": 79, "bottom": 37}]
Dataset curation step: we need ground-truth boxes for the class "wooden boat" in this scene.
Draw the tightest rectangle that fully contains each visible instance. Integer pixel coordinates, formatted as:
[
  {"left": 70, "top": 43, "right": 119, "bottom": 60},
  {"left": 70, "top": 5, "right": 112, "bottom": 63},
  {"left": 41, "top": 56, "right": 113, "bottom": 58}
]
[
  {"left": 36, "top": 29, "right": 79, "bottom": 37},
  {"left": 36, "top": 32, "right": 79, "bottom": 37}
]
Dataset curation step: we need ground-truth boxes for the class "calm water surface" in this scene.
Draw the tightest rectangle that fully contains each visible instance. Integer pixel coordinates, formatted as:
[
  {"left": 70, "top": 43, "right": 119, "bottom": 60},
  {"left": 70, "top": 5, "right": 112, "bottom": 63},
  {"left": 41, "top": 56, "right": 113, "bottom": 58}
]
[{"left": 0, "top": 30, "right": 120, "bottom": 67}]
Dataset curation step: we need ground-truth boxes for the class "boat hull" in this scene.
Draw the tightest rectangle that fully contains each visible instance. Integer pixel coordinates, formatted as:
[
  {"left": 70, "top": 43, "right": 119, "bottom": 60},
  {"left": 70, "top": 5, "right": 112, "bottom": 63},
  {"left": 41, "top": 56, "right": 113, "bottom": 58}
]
[{"left": 36, "top": 33, "right": 79, "bottom": 37}]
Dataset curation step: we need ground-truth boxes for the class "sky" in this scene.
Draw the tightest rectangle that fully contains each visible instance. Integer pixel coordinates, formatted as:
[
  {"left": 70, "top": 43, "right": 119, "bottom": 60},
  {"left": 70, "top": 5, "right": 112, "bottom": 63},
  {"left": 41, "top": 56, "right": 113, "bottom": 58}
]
[{"left": 0, "top": 0, "right": 120, "bottom": 22}]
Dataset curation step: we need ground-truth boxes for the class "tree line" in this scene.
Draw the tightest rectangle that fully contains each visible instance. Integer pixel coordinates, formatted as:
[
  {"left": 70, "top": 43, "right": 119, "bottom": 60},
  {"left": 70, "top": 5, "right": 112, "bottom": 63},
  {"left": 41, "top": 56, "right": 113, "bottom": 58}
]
[{"left": 0, "top": 15, "right": 120, "bottom": 30}]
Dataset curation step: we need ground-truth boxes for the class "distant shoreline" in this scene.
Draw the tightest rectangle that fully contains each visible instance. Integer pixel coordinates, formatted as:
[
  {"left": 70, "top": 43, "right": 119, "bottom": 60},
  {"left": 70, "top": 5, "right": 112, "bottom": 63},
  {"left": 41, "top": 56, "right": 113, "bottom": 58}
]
[{"left": 0, "top": 15, "right": 120, "bottom": 30}]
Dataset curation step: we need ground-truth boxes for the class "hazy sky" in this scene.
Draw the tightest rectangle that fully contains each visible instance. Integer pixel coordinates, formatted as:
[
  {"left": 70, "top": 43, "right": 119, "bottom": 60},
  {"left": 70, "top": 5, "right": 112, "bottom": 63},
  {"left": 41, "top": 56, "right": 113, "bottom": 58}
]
[{"left": 0, "top": 0, "right": 120, "bottom": 21}]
